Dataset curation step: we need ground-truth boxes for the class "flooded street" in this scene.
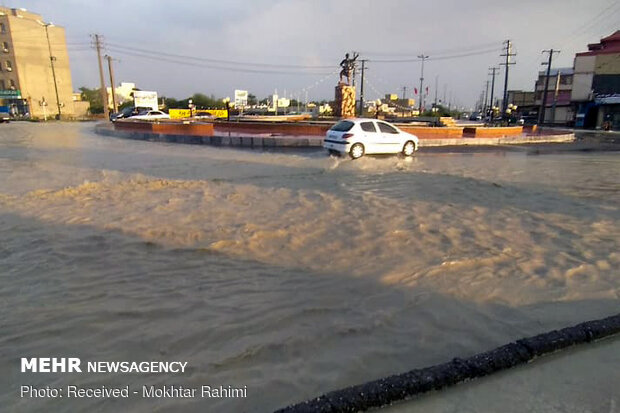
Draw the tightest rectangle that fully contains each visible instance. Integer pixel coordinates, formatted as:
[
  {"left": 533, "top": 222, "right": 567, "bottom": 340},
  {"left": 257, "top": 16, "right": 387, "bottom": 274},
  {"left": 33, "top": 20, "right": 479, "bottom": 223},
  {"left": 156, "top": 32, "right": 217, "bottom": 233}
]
[{"left": 1, "top": 122, "right": 619, "bottom": 412}]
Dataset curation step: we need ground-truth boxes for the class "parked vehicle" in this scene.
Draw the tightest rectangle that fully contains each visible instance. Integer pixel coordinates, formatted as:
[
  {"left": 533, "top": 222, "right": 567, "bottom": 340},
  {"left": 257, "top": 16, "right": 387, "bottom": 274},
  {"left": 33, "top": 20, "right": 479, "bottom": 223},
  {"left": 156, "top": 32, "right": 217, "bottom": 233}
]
[
  {"left": 129, "top": 110, "right": 170, "bottom": 120},
  {"left": 323, "top": 118, "right": 419, "bottom": 159},
  {"left": 193, "top": 112, "right": 215, "bottom": 119},
  {"left": 110, "top": 106, "right": 151, "bottom": 122}
]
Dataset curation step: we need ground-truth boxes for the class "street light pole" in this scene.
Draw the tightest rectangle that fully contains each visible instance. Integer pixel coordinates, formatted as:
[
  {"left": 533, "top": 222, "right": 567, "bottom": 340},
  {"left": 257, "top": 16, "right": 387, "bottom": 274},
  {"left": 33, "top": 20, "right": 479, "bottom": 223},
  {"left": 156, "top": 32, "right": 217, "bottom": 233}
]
[
  {"left": 417, "top": 54, "right": 428, "bottom": 113},
  {"left": 43, "top": 23, "right": 61, "bottom": 120}
]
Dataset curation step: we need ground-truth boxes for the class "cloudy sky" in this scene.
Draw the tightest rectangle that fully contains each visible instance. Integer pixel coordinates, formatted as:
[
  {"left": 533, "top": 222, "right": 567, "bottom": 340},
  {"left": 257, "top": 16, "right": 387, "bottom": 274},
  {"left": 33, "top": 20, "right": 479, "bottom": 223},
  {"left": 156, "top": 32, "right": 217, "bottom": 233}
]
[{"left": 8, "top": 0, "right": 620, "bottom": 108}]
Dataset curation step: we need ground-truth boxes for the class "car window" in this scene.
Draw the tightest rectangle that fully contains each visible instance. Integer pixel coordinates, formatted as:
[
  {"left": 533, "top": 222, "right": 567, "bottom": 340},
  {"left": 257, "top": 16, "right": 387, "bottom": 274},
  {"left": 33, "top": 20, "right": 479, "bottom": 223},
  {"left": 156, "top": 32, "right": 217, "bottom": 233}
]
[
  {"left": 330, "top": 120, "right": 354, "bottom": 132},
  {"left": 377, "top": 122, "right": 399, "bottom": 134},
  {"left": 360, "top": 121, "right": 377, "bottom": 132}
]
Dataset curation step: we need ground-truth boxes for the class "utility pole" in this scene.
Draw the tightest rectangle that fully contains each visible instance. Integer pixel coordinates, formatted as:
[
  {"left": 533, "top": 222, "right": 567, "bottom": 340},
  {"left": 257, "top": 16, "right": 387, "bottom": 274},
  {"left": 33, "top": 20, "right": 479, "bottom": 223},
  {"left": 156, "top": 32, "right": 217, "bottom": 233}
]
[
  {"left": 43, "top": 24, "right": 61, "bottom": 120},
  {"left": 358, "top": 59, "right": 367, "bottom": 115},
  {"left": 442, "top": 84, "right": 447, "bottom": 106},
  {"left": 488, "top": 67, "right": 499, "bottom": 117},
  {"left": 483, "top": 80, "right": 490, "bottom": 114},
  {"left": 434, "top": 75, "right": 438, "bottom": 107},
  {"left": 351, "top": 51, "right": 358, "bottom": 87},
  {"left": 401, "top": 85, "right": 407, "bottom": 100},
  {"left": 499, "top": 40, "right": 516, "bottom": 118},
  {"left": 538, "top": 49, "right": 560, "bottom": 125},
  {"left": 93, "top": 34, "right": 109, "bottom": 120},
  {"left": 105, "top": 55, "right": 118, "bottom": 113},
  {"left": 418, "top": 54, "right": 428, "bottom": 113},
  {"left": 552, "top": 70, "right": 561, "bottom": 124}
]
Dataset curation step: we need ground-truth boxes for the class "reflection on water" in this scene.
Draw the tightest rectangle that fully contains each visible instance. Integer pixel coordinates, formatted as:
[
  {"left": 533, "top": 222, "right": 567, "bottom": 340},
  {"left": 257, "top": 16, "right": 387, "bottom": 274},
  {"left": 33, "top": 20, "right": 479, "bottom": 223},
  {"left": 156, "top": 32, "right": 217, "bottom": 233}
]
[{"left": 0, "top": 123, "right": 618, "bottom": 412}]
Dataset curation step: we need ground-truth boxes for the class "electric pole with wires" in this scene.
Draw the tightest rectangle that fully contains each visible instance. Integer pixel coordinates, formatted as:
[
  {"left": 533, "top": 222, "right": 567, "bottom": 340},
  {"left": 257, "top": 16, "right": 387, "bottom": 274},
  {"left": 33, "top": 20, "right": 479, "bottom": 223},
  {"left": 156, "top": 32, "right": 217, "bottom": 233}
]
[
  {"left": 358, "top": 59, "right": 367, "bottom": 115},
  {"left": 499, "top": 40, "right": 516, "bottom": 118},
  {"left": 488, "top": 67, "right": 499, "bottom": 118},
  {"left": 92, "top": 34, "right": 109, "bottom": 120},
  {"left": 105, "top": 55, "right": 118, "bottom": 113},
  {"left": 418, "top": 54, "right": 428, "bottom": 113},
  {"left": 538, "top": 49, "right": 560, "bottom": 125}
]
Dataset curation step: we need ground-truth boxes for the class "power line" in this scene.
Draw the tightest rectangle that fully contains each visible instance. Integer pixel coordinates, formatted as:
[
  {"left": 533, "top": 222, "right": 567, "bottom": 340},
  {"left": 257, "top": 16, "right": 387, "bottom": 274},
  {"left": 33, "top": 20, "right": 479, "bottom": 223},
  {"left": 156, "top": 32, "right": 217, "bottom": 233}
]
[
  {"left": 106, "top": 42, "right": 334, "bottom": 70},
  {"left": 369, "top": 47, "right": 499, "bottom": 63},
  {"left": 106, "top": 47, "right": 334, "bottom": 76},
  {"left": 361, "top": 41, "right": 500, "bottom": 57}
]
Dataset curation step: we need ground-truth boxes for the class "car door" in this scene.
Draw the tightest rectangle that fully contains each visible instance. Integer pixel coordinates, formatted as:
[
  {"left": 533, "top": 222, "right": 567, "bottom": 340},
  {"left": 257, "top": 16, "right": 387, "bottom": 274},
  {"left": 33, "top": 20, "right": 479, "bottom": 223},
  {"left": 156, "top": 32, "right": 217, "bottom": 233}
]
[
  {"left": 376, "top": 121, "right": 402, "bottom": 153},
  {"left": 359, "top": 120, "right": 379, "bottom": 153}
]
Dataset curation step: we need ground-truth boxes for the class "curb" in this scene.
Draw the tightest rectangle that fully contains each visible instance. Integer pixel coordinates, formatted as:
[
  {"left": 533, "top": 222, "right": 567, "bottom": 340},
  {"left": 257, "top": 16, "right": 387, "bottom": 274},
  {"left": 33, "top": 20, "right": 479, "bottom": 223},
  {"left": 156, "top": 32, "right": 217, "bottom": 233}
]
[{"left": 275, "top": 314, "right": 620, "bottom": 413}]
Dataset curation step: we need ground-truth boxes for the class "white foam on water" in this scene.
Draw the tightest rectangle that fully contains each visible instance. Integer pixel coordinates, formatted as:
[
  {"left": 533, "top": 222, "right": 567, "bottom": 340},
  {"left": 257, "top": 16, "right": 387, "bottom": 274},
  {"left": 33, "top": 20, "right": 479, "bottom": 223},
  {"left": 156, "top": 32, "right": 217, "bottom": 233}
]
[{"left": 1, "top": 167, "right": 617, "bottom": 307}]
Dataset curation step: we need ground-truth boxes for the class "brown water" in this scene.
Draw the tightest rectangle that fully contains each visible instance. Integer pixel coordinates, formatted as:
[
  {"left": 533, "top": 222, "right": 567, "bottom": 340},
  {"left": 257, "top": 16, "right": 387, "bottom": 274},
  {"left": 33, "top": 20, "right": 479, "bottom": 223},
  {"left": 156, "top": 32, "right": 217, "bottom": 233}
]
[{"left": 1, "top": 123, "right": 618, "bottom": 412}]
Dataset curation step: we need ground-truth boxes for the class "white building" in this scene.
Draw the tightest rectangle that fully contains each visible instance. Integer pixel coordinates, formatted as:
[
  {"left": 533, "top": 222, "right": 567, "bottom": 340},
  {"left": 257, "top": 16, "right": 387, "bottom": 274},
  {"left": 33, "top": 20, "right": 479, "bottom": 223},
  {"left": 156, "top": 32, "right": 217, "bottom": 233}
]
[{"left": 106, "top": 82, "right": 137, "bottom": 110}]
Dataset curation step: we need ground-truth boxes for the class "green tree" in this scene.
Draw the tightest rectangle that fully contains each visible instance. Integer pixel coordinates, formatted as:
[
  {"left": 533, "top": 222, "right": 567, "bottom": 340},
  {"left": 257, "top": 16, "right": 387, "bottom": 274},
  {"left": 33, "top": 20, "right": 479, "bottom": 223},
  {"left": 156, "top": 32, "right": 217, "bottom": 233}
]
[
  {"left": 118, "top": 100, "right": 134, "bottom": 111},
  {"left": 163, "top": 93, "right": 227, "bottom": 109},
  {"left": 162, "top": 97, "right": 182, "bottom": 109},
  {"left": 79, "top": 86, "right": 104, "bottom": 114}
]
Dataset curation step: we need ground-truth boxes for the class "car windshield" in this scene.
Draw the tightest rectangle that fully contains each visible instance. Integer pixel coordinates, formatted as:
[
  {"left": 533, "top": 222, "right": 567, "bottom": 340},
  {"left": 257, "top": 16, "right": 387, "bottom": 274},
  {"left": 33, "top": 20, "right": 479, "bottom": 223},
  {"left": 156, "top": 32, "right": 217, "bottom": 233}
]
[{"left": 330, "top": 120, "right": 354, "bottom": 132}]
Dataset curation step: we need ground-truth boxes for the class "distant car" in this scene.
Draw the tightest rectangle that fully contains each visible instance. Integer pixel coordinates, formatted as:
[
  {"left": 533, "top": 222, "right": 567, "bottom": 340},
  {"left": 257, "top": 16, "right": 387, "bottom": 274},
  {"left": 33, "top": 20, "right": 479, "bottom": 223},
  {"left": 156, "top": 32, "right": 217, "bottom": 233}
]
[
  {"left": 129, "top": 110, "right": 170, "bottom": 120},
  {"left": 110, "top": 106, "right": 151, "bottom": 121},
  {"left": 0, "top": 111, "right": 10, "bottom": 123},
  {"left": 323, "top": 118, "right": 419, "bottom": 159},
  {"left": 193, "top": 112, "right": 215, "bottom": 119}
]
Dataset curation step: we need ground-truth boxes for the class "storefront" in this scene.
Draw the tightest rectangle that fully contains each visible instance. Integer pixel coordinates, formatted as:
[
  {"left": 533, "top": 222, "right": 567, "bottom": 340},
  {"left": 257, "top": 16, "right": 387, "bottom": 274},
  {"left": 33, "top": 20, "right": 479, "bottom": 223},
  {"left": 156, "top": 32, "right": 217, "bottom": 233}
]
[{"left": 0, "top": 89, "right": 30, "bottom": 118}]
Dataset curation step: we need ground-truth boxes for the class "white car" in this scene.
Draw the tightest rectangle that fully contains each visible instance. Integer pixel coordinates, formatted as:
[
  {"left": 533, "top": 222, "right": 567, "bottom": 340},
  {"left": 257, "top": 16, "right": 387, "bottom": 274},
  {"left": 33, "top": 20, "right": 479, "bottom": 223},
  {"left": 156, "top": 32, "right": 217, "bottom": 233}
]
[
  {"left": 129, "top": 110, "right": 170, "bottom": 120},
  {"left": 323, "top": 118, "right": 419, "bottom": 159}
]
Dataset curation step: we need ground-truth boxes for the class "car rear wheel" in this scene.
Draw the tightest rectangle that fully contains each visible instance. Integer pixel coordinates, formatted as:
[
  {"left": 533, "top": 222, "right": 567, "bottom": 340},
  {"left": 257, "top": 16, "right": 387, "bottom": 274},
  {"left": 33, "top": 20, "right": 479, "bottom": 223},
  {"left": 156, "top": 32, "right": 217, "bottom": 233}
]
[
  {"left": 349, "top": 143, "right": 365, "bottom": 159},
  {"left": 402, "top": 141, "right": 416, "bottom": 156}
]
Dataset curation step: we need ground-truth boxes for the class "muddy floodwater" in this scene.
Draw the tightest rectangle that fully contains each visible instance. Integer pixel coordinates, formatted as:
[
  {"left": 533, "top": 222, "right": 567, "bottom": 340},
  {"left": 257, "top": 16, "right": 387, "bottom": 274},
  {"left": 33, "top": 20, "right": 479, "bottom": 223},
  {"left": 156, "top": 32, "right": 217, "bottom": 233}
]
[{"left": 1, "top": 123, "right": 618, "bottom": 412}]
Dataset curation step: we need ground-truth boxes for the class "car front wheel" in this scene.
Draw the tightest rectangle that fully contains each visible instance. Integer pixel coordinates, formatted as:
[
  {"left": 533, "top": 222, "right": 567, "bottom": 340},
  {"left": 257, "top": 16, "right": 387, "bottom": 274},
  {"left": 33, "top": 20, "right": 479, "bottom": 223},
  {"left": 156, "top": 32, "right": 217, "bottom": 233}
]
[
  {"left": 402, "top": 141, "right": 416, "bottom": 156},
  {"left": 349, "top": 143, "right": 365, "bottom": 159}
]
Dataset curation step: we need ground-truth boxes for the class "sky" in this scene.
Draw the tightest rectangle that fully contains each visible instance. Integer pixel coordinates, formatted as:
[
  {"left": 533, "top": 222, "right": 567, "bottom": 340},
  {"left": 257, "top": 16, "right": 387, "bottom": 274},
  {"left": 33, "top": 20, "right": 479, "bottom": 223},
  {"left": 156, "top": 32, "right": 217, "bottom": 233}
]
[{"left": 5, "top": 0, "right": 619, "bottom": 109}]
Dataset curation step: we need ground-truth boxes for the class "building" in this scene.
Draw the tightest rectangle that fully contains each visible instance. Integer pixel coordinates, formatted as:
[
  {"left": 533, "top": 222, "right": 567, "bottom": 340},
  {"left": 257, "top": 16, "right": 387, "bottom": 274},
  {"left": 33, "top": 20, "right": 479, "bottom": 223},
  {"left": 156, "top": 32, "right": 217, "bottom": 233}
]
[
  {"left": 0, "top": 7, "right": 75, "bottom": 119},
  {"left": 534, "top": 67, "right": 574, "bottom": 125},
  {"left": 572, "top": 30, "right": 620, "bottom": 129},
  {"left": 506, "top": 90, "right": 537, "bottom": 120},
  {"left": 106, "top": 81, "right": 138, "bottom": 111},
  {"left": 72, "top": 92, "right": 89, "bottom": 117}
]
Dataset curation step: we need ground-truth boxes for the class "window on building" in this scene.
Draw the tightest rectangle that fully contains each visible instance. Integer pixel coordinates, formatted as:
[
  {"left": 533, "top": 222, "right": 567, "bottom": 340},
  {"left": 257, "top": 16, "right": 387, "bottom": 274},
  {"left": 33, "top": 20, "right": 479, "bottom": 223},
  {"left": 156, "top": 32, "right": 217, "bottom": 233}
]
[
  {"left": 5, "top": 60, "right": 11, "bottom": 71},
  {"left": 560, "top": 75, "right": 573, "bottom": 85},
  {"left": 0, "top": 79, "right": 5, "bottom": 90},
  {"left": 2, "top": 42, "right": 8, "bottom": 52},
  {"left": 9, "top": 79, "right": 15, "bottom": 90},
  {"left": 0, "top": 23, "right": 5, "bottom": 34}
]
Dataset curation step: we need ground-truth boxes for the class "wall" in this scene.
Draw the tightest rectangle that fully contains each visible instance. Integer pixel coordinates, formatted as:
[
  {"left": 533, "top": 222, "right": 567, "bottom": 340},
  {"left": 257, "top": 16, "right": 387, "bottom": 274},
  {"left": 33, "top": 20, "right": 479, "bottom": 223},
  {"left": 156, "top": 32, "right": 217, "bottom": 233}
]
[
  {"left": 571, "top": 55, "right": 596, "bottom": 102},
  {"left": 2, "top": 8, "right": 74, "bottom": 118}
]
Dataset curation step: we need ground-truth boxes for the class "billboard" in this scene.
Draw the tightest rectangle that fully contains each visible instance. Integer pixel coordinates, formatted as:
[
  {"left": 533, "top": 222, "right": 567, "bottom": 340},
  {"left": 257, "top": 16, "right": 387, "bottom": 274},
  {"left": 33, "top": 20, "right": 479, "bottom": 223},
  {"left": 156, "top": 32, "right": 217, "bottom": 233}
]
[
  {"left": 234, "top": 90, "right": 248, "bottom": 108},
  {"left": 169, "top": 109, "right": 228, "bottom": 119},
  {"left": 133, "top": 91, "right": 158, "bottom": 110}
]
